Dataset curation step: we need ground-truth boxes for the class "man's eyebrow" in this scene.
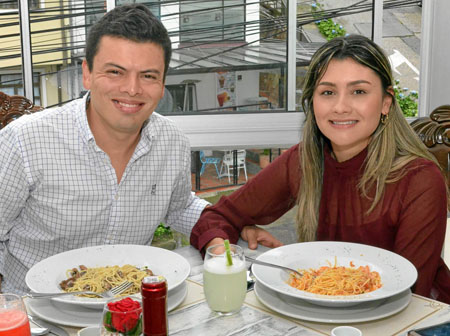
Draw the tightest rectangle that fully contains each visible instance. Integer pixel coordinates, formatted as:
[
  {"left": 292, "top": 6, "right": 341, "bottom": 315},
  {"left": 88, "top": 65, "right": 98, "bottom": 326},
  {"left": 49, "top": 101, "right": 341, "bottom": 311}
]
[
  {"left": 104, "top": 63, "right": 125, "bottom": 70},
  {"left": 103, "top": 63, "right": 162, "bottom": 75},
  {"left": 317, "top": 80, "right": 372, "bottom": 87},
  {"left": 141, "top": 69, "right": 161, "bottom": 75}
]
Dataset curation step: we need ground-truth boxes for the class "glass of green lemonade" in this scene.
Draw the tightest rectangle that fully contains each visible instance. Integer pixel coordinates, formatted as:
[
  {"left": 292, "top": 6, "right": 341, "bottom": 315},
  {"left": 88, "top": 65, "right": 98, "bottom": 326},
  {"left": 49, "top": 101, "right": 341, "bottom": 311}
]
[{"left": 203, "top": 243, "right": 247, "bottom": 315}]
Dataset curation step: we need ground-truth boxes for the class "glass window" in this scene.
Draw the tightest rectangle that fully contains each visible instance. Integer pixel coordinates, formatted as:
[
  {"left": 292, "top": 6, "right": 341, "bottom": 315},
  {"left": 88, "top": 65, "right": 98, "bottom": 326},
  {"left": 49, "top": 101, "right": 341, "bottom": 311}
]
[
  {"left": 84, "top": 0, "right": 107, "bottom": 38},
  {"left": 191, "top": 148, "right": 288, "bottom": 191},
  {"left": 0, "top": 73, "right": 41, "bottom": 106},
  {"left": 165, "top": 1, "right": 292, "bottom": 115},
  {"left": 85, "top": 0, "right": 161, "bottom": 43},
  {"left": 381, "top": 4, "right": 421, "bottom": 117},
  {"left": 0, "top": 0, "right": 39, "bottom": 10},
  {"left": 180, "top": 0, "right": 245, "bottom": 43},
  {"left": 116, "top": 0, "right": 160, "bottom": 17}
]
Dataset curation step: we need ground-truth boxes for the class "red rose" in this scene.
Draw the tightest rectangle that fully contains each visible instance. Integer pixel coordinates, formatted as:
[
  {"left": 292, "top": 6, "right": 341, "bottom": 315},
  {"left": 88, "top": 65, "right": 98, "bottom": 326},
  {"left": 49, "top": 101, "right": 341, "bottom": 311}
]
[{"left": 107, "top": 297, "right": 142, "bottom": 333}]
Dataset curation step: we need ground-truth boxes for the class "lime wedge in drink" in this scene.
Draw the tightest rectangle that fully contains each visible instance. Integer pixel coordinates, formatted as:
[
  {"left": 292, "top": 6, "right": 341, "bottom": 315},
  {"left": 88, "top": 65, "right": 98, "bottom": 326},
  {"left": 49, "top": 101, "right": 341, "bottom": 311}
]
[{"left": 224, "top": 239, "right": 233, "bottom": 266}]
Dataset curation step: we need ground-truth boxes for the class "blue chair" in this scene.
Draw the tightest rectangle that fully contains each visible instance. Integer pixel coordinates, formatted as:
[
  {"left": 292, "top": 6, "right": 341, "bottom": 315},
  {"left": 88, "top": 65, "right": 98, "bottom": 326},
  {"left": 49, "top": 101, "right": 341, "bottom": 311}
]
[{"left": 199, "top": 151, "right": 221, "bottom": 178}]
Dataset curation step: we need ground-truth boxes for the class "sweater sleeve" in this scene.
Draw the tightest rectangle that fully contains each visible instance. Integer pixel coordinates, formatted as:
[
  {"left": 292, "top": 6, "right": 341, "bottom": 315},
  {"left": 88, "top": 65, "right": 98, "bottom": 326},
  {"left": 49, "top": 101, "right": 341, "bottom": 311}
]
[
  {"left": 190, "top": 145, "right": 301, "bottom": 252},
  {"left": 394, "top": 161, "right": 449, "bottom": 302}
]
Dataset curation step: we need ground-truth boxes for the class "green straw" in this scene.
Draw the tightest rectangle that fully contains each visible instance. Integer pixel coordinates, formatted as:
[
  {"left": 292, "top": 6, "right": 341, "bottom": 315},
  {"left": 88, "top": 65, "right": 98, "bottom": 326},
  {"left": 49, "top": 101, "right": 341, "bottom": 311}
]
[{"left": 224, "top": 239, "right": 233, "bottom": 266}]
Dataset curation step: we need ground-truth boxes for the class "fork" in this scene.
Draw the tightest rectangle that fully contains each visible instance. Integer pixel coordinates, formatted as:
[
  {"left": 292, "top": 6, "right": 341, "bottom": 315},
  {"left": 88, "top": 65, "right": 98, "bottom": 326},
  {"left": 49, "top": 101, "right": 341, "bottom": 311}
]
[
  {"left": 246, "top": 256, "right": 303, "bottom": 278},
  {"left": 26, "top": 280, "right": 134, "bottom": 299}
]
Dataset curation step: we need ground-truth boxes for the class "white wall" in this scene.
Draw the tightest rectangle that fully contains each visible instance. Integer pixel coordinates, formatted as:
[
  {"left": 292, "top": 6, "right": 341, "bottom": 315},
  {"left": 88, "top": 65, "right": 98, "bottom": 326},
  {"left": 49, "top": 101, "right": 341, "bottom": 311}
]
[
  {"left": 167, "top": 112, "right": 304, "bottom": 150},
  {"left": 419, "top": 0, "right": 450, "bottom": 116}
]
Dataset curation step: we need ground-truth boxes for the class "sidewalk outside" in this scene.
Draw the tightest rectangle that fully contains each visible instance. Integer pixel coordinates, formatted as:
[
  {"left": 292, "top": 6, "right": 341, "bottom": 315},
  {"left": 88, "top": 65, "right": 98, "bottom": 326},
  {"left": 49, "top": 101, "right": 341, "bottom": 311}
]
[{"left": 301, "top": 1, "right": 421, "bottom": 93}]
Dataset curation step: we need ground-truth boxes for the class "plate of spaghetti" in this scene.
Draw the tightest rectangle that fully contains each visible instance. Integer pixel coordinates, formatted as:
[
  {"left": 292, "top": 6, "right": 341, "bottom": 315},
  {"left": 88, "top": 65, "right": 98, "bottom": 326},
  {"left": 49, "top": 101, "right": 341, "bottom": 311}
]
[
  {"left": 58, "top": 264, "right": 154, "bottom": 297},
  {"left": 250, "top": 242, "right": 417, "bottom": 307},
  {"left": 25, "top": 244, "right": 190, "bottom": 309},
  {"left": 287, "top": 257, "right": 382, "bottom": 297}
]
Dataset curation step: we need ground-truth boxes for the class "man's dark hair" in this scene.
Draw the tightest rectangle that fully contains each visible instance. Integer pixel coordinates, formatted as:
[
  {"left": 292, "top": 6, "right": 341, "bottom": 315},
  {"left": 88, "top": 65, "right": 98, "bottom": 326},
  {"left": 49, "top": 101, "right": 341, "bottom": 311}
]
[{"left": 85, "top": 4, "right": 172, "bottom": 80}]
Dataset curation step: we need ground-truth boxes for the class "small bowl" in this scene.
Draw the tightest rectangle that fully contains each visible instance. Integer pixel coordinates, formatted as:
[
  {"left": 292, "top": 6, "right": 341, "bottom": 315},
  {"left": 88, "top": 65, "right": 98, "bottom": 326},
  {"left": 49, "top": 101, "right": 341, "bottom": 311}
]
[
  {"left": 331, "top": 326, "right": 362, "bottom": 336},
  {"left": 77, "top": 326, "right": 100, "bottom": 336}
]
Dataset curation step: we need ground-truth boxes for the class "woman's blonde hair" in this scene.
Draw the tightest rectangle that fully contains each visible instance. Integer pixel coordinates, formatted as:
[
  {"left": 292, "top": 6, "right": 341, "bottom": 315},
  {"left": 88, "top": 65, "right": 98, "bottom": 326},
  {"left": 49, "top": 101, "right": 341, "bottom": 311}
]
[{"left": 296, "top": 34, "right": 443, "bottom": 242}]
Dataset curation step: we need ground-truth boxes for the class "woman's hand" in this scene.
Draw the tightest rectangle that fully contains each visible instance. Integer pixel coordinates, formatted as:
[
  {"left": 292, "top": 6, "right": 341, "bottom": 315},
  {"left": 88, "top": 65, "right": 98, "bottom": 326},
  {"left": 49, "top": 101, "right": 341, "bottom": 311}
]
[
  {"left": 204, "top": 237, "right": 226, "bottom": 252},
  {"left": 241, "top": 226, "right": 283, "bottom": 250},
  {"left": 204, "top": 226, "right": 283, "bottom": 252}
]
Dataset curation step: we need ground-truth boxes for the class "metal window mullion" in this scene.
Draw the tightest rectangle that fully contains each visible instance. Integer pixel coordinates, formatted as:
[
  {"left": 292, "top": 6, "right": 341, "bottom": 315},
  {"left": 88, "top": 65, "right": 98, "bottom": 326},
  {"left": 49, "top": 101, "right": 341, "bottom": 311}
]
[
  {"left": 18, "top": 0, "right": 34, "bottom": 101},
  {"left": 418, "top": 0, "right": 435, "bottom": 117},
  {"left": 195, "top": 151, "right": 201, "bottom": 190},
  {"left": 232, "top": 150, "right": 238, "bottom": 185},
  {"left": 371, "top": 0, "right": 383, "bottom": 45},
  {"left": 222, "top": 0, "right": 225, "bottom": 40},
  {"left": 286, "top": 0, "right": 296, "bottom": 111}
]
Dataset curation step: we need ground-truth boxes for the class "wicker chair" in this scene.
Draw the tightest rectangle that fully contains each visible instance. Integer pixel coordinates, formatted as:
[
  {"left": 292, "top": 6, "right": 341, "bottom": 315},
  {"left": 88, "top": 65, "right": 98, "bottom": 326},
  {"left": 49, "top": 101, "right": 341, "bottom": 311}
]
[
  {"left": 410, "top": 105, "right": 450, "bottom": 186},
  {"left": 0, "top": 91, "right": 43, "bottom": 129}
]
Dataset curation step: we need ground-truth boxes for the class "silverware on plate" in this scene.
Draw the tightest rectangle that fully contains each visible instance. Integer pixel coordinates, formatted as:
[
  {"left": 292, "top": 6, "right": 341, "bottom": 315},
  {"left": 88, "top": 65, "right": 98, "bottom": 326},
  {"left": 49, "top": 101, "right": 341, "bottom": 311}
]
[
  {"left": 30, "top": 326, "right": 49, "bottom": 336},
  {"left": 246, "top": 270, "right": 255, "bottom": 292},
  {"left": 246, "top": 256, "right": 303, "bottom": 278},
  {"left": 25, "top": 280, "right": 133, "bottom": 299},
  {"left": 28, "top": 314, "right": 69, "bottom": 336}
]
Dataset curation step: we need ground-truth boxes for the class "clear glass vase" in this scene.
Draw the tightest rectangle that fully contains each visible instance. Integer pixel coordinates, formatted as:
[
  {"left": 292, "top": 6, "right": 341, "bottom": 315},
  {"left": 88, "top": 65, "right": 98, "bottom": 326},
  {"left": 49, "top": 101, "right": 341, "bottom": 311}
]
[{"left": 101, "top": 296, "right": 142, "bottom": 336}]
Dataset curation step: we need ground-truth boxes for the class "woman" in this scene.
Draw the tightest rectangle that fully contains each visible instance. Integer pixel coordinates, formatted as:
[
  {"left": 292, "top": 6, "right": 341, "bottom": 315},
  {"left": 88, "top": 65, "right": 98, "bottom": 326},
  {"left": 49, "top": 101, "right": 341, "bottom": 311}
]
[{"left": 191, "top": 35, "right": 450, "bottom": 303}]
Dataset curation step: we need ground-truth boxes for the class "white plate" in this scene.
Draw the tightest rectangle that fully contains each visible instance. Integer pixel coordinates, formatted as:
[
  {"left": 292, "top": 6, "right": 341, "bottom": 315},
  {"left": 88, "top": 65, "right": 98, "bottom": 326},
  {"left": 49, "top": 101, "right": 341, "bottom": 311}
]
[
  {"left": 251, "top": 241, "right": 417, "bottom": 307},
  {"left": 254, "top": 281, "right": 411, "bottom": 323},
  {"left": 28, "top": 281, "right": 188, "bottom": 328},
  {"left": 26, "top": 244, "right": 190, "bottom": 309}
]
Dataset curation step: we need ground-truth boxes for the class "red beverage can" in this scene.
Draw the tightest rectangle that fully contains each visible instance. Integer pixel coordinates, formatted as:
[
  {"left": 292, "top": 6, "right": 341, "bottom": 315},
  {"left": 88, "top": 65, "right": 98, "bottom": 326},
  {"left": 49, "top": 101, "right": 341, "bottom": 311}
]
[{"left": 141, "top": 275, "right": 168, "bottom": 336}]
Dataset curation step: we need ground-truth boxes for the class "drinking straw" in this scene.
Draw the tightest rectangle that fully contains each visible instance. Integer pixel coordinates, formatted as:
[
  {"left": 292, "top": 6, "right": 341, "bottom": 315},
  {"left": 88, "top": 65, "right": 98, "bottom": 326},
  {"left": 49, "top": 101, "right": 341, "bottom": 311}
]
[{"left": 224, "top": 239, "right": 233, "bottom": 266}]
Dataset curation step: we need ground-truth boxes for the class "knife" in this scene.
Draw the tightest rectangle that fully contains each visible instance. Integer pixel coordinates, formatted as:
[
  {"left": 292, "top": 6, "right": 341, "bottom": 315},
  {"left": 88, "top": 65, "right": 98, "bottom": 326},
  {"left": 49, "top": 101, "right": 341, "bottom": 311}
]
[{"left": 28, "top": 314, "right": 70, "bottom": 336}]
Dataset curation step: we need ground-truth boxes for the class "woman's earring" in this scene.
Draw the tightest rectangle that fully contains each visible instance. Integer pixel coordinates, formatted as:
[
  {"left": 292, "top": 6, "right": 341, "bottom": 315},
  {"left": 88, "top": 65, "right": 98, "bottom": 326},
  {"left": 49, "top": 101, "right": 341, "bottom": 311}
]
[{"left": 380, "top": 113, "right": 389, "bottom": 125}]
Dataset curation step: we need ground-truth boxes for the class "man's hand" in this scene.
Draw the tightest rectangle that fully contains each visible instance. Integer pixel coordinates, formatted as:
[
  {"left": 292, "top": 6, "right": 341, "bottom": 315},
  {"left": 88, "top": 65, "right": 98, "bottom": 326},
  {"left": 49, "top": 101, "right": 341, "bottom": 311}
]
[{"left": 241, "top": 226, "right": 283, "bottom": 250}]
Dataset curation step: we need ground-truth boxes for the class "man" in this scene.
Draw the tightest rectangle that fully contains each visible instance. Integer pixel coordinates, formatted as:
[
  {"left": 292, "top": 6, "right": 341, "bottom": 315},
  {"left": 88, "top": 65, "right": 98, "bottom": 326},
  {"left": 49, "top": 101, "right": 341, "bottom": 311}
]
[{"left": 0, "top": 4, "right": 209, "bottom": 294}]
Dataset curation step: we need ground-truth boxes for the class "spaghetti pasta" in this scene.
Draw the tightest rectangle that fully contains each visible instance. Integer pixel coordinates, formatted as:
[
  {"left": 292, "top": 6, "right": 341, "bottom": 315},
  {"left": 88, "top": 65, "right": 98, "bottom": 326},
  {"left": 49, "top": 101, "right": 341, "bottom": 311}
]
[
  {"left": 288, "top": 259, "right": 382, "bottom": 296},
  {"left": 59, "top": 264, "right": 153, "bottom": 297}
]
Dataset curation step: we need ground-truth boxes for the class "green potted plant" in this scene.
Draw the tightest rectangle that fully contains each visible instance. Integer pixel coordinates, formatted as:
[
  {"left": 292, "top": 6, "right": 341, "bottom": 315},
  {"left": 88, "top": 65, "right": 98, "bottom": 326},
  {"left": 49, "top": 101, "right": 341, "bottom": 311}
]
[{"left": 151, "top": 224, "right": 177, "bottom": 250}]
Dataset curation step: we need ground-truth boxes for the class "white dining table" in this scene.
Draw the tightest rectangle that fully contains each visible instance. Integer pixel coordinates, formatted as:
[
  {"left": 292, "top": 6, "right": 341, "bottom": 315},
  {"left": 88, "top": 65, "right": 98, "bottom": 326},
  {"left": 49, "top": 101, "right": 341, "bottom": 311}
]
[{"left": 26, "top": 241, "right": 450, "bottom": 336}]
